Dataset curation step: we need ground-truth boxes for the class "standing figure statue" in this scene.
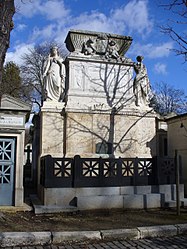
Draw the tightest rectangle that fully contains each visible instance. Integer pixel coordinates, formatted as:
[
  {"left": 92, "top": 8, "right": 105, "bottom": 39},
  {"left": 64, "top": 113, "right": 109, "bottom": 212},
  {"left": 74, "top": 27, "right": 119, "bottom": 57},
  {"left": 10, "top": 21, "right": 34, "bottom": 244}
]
[
  {"left": 133, "top": 56, "right": 150, "bottom": 106},
  {"left": 43, "top": 46, "right": 65, "bottom": 102}
]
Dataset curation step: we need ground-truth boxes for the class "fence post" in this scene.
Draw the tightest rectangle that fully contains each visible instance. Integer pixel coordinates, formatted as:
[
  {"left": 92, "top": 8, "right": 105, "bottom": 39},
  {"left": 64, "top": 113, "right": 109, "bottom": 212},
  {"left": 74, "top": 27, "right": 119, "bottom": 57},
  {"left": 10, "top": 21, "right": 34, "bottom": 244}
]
[
  {"left": 133, "top": 157, "right": 138, "bottom": 186},
  {"left": 153, "top": 156, "right": 158, "bottom": 185},
  {"left": 175, "top": 150, "right": 180, "bottom": 216},
  {"left": 99, "top": 157, "right": 103, "bottom": 186},
  {"left": 73, "top": 155, "right": 81, "bottom": 187},
  {"left": 40, "top": 155, "right": 53, "bottom": 187}
]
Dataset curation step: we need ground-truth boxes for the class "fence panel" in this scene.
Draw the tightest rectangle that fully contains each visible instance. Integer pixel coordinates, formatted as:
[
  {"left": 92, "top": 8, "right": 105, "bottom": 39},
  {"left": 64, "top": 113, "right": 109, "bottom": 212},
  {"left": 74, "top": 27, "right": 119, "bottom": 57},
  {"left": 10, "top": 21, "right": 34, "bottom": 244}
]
[
  {"left": 40, "top": 155, "right": 176, "bottom": 188},
  {"left": 40, "top": 155, "right": 73, "bottom": 187},
  {"left": 156, "top": 157, "right": 175, "bottom": 185}
]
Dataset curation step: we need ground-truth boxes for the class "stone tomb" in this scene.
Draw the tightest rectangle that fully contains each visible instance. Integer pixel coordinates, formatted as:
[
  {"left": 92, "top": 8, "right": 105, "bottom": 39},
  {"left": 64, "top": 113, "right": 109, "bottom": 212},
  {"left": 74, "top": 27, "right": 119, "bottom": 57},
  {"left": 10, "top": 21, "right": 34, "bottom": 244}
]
[
  {"left": 0, "top": 94, "right": 31, "bottom": 206},
  {"left": 39, "top": 30, "right": 157, "bottom": 159},
  {"left": 33, "top": 30, "right": 183, "bottom": 212}
]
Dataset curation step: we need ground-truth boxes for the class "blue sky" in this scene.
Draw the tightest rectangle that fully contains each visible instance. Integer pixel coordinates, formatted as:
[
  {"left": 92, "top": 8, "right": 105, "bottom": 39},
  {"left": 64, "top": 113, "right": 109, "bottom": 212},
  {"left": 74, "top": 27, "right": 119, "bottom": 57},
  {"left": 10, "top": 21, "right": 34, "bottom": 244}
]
[{"left": 6, "top": 0, "right": 187, "bottom": 94}]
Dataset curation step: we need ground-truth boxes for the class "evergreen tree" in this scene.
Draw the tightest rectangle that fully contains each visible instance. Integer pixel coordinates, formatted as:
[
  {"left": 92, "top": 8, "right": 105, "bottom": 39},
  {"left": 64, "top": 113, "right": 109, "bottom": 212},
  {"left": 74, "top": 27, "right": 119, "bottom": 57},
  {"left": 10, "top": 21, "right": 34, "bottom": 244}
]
[
  {"left": 1, "top": 61, "right": 22, "bottom": 98},
  {"left": 1, "top": 61, "right": 32, "bottom": 102},
  {"left": 0, "top": 0, "right": 15, "bottom": 85}
]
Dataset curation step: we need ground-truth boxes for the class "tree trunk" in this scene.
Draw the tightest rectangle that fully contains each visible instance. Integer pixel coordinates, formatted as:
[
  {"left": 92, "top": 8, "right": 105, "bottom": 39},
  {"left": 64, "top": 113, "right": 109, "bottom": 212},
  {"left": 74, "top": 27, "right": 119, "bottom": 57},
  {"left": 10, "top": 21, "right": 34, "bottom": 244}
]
[{"left": 0, "top": 0, "right": 15, "bottom": 86}]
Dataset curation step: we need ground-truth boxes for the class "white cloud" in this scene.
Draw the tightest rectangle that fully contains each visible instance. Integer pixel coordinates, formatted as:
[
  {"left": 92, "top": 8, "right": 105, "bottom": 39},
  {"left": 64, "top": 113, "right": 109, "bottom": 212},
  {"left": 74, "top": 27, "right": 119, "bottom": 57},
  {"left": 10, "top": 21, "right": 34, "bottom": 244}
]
[
  {"left": 17, "top": 23, "right": 27, "bottom": 31},
  {"left": 148, "top": 42, "right": 173, "bottom": 58},
  {"left": 67, "top": 0, "right": 153, "bottom": 36},
  {"left": 40, "top": 0, "right": 70, "bottom": 20},
  {"left": 14, "top": 0, "right": 42, "bottom": 18},
  {"left": 111, "top": 0, "right": 153, "bottom": 35},
  {"left": 13, "top": 0, "right": 155, "bottom": 49},
  {"left": 130, "top": 42, "right": 173, "bottom": 58},
  {"left": 30, "top": 24, "right": 57, "bottom": 42},
  {"left": 5, "top": 43, "right": 34, "bottom": 65},
  {"left": 154, "top": 63, "right": 167, "bottom": 75},
  {"left": 10, "top": 0, "right": 159, "bottom": 63},
  {"left": 14, "top": 0, "right": 69, "bottom": 20},
  {"left": 69, "top": 11, "right": 115, "bottom": 34}
]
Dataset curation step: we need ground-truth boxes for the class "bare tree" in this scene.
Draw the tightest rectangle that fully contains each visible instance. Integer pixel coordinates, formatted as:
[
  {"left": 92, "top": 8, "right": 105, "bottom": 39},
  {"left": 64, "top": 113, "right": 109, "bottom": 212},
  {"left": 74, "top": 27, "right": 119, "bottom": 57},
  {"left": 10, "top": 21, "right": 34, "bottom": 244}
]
[
  {"left": 0, "top": 0, "right": 15, "bottom": 86},
  {"left": 159, "top": 0, "right": 187, "bottom": 61},
  {"left": 151, "top": 81, "right": 187, "bottom": 115}
]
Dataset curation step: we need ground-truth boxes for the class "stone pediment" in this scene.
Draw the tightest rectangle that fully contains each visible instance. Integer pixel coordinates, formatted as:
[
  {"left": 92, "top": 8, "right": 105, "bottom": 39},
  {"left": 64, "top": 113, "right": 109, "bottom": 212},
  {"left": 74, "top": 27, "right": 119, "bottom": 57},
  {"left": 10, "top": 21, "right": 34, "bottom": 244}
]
[
  {"left": 65, "top": 29, "right": 133, "bottom": 60},
  {"left": 0, "top": 94, "right": 31, "bottom": 112}
]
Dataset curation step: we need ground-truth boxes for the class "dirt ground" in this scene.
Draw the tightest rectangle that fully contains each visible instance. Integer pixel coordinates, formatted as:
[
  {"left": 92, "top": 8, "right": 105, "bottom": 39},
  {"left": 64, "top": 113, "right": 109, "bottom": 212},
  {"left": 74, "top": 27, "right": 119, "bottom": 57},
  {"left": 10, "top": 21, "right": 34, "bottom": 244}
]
[{"left": 0, "top": 208, "right": 187, "bottom": 232}]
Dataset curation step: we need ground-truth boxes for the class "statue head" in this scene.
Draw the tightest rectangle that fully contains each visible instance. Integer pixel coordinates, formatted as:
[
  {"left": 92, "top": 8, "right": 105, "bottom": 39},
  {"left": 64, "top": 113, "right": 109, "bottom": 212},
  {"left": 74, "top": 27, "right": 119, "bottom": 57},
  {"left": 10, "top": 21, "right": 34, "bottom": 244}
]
[
  {"left": 109, "top": 40, "right": 116, "bottom": 46},
  {"left": 136, "top": 55, "right": 144, "bottom": 62},
  {"left": 50, "top": 46, "right": 59, "bottom": 56}
]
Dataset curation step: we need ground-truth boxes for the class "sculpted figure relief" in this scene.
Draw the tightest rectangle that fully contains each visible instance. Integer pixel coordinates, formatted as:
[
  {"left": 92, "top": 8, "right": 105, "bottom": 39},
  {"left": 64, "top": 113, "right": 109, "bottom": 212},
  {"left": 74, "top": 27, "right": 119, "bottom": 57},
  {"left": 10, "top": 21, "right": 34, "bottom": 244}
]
[
  {"left": 82, "top": 35, "right": 120, "bottom": 60},
  {"left": 43, "top": 46, "right": 65, "bottom": 102},
  {"left": 105, "top": 40, "right": 119, "bottom": 59},
  {"left": 82, "top": 38, "right": 96, "bottom": 55},
  {"left": 133, "top": 56, "right": 151, "bottom": 106}
]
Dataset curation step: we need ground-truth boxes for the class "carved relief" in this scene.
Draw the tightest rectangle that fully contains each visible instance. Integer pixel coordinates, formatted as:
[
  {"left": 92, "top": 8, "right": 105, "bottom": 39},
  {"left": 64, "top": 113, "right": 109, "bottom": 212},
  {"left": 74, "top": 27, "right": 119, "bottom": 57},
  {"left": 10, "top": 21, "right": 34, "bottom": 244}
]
[
  {"left": 65, "top": 30, "right": 133, "bottom": 62},
  {"left": 105, "top": 40, "right": 119, "bottom": 59},
  {"left": 82, "top": 35, "right": 120, "bottom": 60},
  {"left": 82, "top": 38, "right": 96, "bottom": 55},
  {"left": 72, "top": 63, "right": 86, "bottom": 90},
  {"left": 95, "top": 34, "right": 108, "bottom": 55}
]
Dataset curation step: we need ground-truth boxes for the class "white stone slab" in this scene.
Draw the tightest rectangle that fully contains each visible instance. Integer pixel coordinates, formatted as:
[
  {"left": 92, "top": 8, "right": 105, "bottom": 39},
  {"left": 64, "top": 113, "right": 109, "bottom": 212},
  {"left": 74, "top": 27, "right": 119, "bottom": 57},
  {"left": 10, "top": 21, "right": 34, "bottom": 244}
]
[
  {"left": 145, "top": 193, "right": 161, "bottom": 209},
  {"left": 123, "top": 195, "right": 144, "bottom": 209},
  {"left": 100, "top": 228, "right": 139, "bottom": 240},
  {"left": 120, "top": 186, "right": 134, "bottom": 195},
  {"left": 44, "top": 188, "right": 76, "bottom": 206},
  {"left": 77, "top": 195, "right": 123, "bottom": 210},
  {"left": 76, "top": 187, "right": 120, "bottom": 196},
  {"left": 138, "top": 225, "right": 178, "bottom": 239},
  {"left": 44, "top": 187, "right": 121, "bottom": 206},
  {"left": 175, "top": 224, "right": 187, "bottom": 234},
  {"left": 159, "top": 184, "right": 184, "bottom": 202},
  {"left": 0, "top": 232, "right": 51, "bottom": 247},
  {"left": 134, "top": 185, "right": 152, "bottom": 194},
  {"left": 52, "top": 231, "right": 101, "bottom": 244}
]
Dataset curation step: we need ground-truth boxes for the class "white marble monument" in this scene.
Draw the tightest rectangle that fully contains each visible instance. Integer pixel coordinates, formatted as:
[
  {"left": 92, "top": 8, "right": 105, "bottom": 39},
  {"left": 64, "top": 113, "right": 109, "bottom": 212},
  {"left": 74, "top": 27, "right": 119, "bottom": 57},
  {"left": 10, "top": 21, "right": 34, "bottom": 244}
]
[{"left": 39, "top": 30, "right": 156, "bottom": 158}]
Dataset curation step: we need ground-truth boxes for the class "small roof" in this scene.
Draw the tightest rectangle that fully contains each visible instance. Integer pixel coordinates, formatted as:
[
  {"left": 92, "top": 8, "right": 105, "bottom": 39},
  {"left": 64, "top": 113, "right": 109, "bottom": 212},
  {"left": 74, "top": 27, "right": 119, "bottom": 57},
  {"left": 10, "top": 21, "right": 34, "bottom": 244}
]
[
  {"left": 166, "top": 112, "right": 187, "bottom": 122},
  {"left": 0, "top": 94, "right": 31, "bottom": 112}
]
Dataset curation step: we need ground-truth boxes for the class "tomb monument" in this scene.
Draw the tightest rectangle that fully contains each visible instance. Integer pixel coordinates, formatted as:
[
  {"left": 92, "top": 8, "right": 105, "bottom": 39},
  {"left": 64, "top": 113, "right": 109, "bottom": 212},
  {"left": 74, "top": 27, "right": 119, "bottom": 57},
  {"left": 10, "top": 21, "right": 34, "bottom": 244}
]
[{"left": 39, "top": 30, "right": 156, "bottom": 159}]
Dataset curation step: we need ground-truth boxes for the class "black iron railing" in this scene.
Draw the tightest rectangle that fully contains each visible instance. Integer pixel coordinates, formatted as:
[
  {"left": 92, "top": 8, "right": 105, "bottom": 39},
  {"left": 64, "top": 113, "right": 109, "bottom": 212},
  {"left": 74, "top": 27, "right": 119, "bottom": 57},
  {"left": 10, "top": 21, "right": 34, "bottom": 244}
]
[{"left": 40, "top": 155, "right": 177, "bottom": 188}]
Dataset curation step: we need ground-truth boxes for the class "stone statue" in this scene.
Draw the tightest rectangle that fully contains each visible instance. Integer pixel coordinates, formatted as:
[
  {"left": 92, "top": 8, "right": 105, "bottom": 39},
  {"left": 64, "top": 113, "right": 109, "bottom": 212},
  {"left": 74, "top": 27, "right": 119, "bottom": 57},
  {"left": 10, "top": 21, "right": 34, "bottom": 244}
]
[
  {"left": 43, "top": 46, "right": 65, "bottom": 102},
  {"left": 105, "top": 40, "right": 119, "bottom": 59},
  {"left": 133, "top": 56, "right": 150, "bottom": 106},
  {"left": 82, "top": 38, "right": 96, "bottom": 55}
]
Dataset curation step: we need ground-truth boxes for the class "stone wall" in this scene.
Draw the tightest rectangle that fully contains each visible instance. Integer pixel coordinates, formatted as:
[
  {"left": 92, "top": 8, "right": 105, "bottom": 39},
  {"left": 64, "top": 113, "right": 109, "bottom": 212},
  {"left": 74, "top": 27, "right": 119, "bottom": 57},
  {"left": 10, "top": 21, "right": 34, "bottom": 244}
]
[
  {"left": 40, "top": 102, "right": 65, "bottom": 157},
  {"left": 66, "top": 58, "right": 134, "bottom": 111},
  {"left": 66, "top": 109, "right": 156, "bottom": 158},
  {"left": 167, "top": 114, "right": 187, "bottom": 194}
]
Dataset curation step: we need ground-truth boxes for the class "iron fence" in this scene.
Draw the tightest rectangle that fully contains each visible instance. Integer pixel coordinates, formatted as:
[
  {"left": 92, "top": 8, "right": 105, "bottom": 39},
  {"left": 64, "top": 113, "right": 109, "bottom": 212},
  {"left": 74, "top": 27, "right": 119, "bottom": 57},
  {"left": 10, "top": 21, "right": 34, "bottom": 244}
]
[{"left": 40, "top": 155, "right": 177, "bottom": 188}]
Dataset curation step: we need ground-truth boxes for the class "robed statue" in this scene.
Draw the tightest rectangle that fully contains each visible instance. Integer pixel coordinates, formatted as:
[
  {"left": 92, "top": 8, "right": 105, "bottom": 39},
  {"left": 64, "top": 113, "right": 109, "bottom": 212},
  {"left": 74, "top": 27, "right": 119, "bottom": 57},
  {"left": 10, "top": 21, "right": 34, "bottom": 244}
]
[
  {"left": 43, "top": 46, "right": 65, "bottom": 102},
  {"left": 133, "top": 56, "right": 150, "bottom": 106}
]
